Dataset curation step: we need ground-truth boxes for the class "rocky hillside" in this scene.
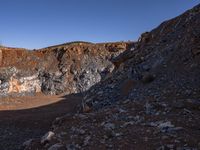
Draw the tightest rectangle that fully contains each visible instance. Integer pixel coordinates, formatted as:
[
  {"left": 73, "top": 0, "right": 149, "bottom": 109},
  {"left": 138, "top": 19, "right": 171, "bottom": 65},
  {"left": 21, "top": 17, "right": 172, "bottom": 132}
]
[
  {"left": 0, "top": 42, "right": 133, "bottom": 98},
  {"left": 23, "top": 4, "right": 200, "bottom": 150}
]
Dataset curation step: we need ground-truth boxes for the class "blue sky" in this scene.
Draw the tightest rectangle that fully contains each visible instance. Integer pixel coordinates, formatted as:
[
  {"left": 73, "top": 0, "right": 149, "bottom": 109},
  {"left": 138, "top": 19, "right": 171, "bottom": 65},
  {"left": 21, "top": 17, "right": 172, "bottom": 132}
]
[{"left": 0, "top": 0, "right": 199, "bottom": 49}]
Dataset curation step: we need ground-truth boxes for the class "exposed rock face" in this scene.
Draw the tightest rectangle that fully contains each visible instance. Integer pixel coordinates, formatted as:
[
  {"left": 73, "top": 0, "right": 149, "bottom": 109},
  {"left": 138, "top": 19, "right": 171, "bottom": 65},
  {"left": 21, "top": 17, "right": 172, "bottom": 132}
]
[
  {"left": 7, "top": 75, "right": 41, "bottom": 94},
  {"left": 24, "top": 4, "right": 200, "bottom": 150},
  {"left": 0, "top": 67, "right": 41, "bottom": 97},
  {"left": 0, "top": 42, "right": 132, "bottom": 97},
  {"left": 0, "top": 49, "right": 2, "bottom": 66}
]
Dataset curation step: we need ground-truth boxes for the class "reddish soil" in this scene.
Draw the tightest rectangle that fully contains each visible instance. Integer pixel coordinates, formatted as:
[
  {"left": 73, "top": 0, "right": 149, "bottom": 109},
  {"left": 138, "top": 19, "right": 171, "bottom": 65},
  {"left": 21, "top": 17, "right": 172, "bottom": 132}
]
[{"left": 0, "top": 94, "right": 82, "bottom": 150}]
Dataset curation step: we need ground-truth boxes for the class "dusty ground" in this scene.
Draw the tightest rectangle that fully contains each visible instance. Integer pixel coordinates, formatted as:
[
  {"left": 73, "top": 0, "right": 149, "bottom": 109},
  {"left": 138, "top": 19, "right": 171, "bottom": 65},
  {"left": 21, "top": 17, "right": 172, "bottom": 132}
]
[{"left": 0, "top": 93, "right": 81, "bottom": 150}]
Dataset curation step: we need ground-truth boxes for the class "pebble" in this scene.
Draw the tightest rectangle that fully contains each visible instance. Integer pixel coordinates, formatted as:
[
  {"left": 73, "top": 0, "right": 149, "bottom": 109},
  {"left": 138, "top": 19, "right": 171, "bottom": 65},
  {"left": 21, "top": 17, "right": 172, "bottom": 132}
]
[
  {"left": 158, "top": 121, "right": 174, "bottom": 129},
  {"left": 41, "top": 131, "right": 55, "bottom": 144},
  {"left": 23, "top": 139, "right": 33, "bottom": 147},
  {"left": 102, "top": 123, "right": 115, "bottom": 130},
  {"left": 83, "top": 136, "right": 91, "bottom": 146}
]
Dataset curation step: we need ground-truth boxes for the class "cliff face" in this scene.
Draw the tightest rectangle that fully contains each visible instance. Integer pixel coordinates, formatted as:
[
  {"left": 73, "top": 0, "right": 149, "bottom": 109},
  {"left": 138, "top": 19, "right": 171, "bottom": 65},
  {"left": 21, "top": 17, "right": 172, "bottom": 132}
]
[{"left": 0, "top": 42, "right": 133, "bottom": 97}]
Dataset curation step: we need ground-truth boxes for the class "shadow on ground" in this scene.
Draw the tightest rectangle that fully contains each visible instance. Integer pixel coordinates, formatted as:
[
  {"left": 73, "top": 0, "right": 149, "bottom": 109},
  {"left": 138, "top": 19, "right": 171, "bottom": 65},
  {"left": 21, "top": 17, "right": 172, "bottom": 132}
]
[{"left": 0, "top": 93, "right": 82, "bottom": 150}]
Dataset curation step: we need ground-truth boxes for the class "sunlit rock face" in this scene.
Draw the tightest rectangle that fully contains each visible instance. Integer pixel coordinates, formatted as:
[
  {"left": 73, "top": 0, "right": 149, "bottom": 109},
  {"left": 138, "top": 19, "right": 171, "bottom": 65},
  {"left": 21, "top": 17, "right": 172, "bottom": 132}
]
[
  {"left": 7, "top": 75, "right": 41, "bottom": 94},
  {"left": 0, "top": 42, "right": 133, "bottom": 97},
  {"left": 0, "top": 67, "right": 41, "bottom": 97}
]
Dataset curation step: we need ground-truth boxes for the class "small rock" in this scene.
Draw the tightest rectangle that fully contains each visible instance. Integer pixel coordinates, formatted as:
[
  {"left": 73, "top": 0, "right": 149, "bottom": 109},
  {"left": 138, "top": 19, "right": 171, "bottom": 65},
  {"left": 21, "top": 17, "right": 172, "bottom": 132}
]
[
  {"left": 158, "top": 121, "right": 180, "bottom": 133},
  {"left": 158, "top": 121, "right": 174, "bottom": 129},
  {"left": 75, "top": 114, "right": 87, "bottom": 119},
  {"left": 83, "top": 136, "right": 91, "bottom": 146},
  {"left": 82, "top": 104, "right": 91, "bottom": 113},
  {"left": 48, "top": 143, "right": 65, "bottom": 150},
  {"left": 118, "top": 108, "right": 126, "bottom": 113},
  {"left": 142, "top": 64, "right": 151, "bottom": 71},
  {"left": 103, "top": 123, "right": 115, "bottom": 130},
  {"left": 166, "top": 144, "right": 175, "bottom": 149},
  {"left": 100, "top": 139, "right": 106, "bottom": 144},
  {"left": 171, "top": 127, "right": 184, "bottom": 132},
  {"left": 122, "top": 121, "right": 135, "bottom": 127},
  {"left": 141, "top": 73, "right": 156, "bottom": 83},
  {"left": 122, "top": 99, "right": 130, "bottom": 104},
  {"left": 78, "top": 129, "right": 85, "bottom": 135},
  {"left": 114, "top": 132, "right": 122, "bottom": 137},
  {"left": 41, "top": 131, "right": 55, "bottom": 144},
  {"left": 23, "top": 139, "right": 33, "bottom": 147},
  {"left": 145, "top": 102, "right": 155, "bottom": 115}
]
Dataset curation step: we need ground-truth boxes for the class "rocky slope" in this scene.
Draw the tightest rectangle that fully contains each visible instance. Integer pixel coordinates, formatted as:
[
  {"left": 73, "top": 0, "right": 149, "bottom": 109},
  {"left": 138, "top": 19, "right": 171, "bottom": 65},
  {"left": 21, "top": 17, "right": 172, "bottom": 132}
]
[
  {"left": 0, "top": 42, "right": 132, "bottom": 98},
  {"left": 23, "top": 4, "right": 200, "bottom": 150}
]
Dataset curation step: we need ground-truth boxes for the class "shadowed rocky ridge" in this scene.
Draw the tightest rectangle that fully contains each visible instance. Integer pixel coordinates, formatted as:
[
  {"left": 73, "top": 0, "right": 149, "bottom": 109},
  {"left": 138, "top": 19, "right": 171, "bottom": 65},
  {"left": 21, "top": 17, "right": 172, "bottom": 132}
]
[
  {"left": 83, "top": 4, "right": 200, "bottom": 111},
  {"left": 22, "top": 4, "right": 200, "bottom": 150}
]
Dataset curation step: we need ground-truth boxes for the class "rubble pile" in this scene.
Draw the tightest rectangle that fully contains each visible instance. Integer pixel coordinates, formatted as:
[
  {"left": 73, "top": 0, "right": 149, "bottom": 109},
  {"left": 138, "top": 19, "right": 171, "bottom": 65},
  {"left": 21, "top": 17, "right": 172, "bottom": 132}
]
[{"left": 23, "top": 4, "right": 200, "bottom": 150}]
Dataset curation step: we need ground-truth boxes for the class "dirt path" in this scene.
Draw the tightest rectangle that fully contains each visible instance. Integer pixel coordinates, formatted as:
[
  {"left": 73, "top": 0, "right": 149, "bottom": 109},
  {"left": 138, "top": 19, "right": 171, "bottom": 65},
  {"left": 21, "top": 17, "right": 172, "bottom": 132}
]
[{"left": 0, "top": 94, "right": 81, "bottom": 150}]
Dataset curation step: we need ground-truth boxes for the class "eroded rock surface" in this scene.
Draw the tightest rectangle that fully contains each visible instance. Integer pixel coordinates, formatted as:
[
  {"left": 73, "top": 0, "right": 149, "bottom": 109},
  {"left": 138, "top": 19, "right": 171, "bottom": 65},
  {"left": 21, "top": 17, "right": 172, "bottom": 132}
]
[{"left": 0, "top": 42, "right": 132, "bottom": 97}]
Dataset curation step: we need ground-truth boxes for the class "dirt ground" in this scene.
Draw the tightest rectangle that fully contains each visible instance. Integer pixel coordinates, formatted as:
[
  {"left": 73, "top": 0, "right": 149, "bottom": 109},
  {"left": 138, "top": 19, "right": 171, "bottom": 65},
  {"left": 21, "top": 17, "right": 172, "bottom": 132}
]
[{"left": 0, "top": 93, "right": 81, "bottom": 150}]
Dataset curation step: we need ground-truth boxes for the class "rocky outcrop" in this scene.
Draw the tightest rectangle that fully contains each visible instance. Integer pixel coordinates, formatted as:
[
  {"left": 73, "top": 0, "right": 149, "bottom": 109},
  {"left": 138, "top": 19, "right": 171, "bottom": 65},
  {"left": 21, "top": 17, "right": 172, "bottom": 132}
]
[
  {"left": 7, "top": 75, "right": 41, "bottom": 94},
  {"left": 0, "top": 67, "right": 41, "bottom": 97},
  {"left": 83, "top": 3, "right": 200, "bottom": 110},
  {"left": 24, "top": 4, "right": 200, "bottom": 150},
  {"left": 0, "top": 42, "right": 133, "bottom": 97}
]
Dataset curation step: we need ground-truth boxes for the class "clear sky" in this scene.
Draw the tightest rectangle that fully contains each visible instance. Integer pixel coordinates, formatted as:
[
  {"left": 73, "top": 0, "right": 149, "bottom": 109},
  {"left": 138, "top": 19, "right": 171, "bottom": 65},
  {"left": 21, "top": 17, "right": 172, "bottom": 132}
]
[{"left": 0, "top": 0, "right": 199, "bottom": 49}]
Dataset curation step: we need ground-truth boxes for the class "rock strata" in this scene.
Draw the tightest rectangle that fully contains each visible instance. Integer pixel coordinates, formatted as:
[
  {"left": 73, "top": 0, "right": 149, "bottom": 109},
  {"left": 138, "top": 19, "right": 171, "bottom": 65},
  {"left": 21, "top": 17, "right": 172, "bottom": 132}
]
[{"left": 0, "top": 42, "right": 132, "bottom": 97}]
